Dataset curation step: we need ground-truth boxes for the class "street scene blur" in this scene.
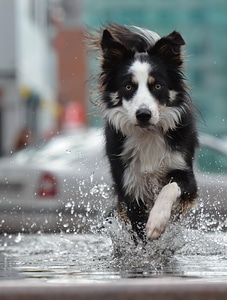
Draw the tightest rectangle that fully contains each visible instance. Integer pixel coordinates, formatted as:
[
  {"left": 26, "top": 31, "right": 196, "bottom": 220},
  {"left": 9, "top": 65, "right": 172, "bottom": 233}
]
[{"left": 0, "top": 0, "right": 227, "bottom": 283}]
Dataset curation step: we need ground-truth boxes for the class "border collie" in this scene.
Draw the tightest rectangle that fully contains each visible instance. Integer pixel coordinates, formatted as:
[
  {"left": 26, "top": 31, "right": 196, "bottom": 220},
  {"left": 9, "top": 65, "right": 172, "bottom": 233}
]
[{"left": 91, "top": 24, "right": 198, "bottom": 242}]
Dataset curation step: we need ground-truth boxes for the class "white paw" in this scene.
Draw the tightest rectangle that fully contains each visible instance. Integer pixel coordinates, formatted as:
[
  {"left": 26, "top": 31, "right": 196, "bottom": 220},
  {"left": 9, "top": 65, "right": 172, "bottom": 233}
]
[
  {"left": 145, "top": 182, "right": 181, "bottom": 240},
  {"left": 146, "top": 206, "right": 171, "bottom": 240}
]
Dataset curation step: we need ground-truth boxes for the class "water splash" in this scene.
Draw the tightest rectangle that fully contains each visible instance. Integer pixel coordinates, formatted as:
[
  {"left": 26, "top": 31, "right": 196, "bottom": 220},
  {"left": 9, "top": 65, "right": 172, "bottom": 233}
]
[
  {"left": 101, "top": 202, "right": 227, "bottom": 277},
  {"left": 102, "top": 212, "right": 182, "bottom": 273}
]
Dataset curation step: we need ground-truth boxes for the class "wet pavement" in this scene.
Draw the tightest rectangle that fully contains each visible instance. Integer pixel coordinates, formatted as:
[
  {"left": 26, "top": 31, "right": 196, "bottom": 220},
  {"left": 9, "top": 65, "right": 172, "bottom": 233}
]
[
  {"left": 1, "top": 195, "right": 227, "bottom": 299},
  {"left": 1, "top": 224, "right": 227, "bottom": 282},
  {"left": 0, "top": 229, "right": 227, "bottom": 299}
]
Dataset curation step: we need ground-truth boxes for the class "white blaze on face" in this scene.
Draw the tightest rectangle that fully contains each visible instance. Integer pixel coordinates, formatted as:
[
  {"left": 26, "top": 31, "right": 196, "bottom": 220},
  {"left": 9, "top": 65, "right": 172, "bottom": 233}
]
[{"left": 122, "top": 60, "right": 160, "bottom": 126}]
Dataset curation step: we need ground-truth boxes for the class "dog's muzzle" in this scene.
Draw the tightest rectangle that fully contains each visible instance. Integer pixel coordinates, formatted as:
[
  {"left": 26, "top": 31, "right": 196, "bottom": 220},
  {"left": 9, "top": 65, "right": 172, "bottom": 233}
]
[{"left": 136, "top": 106, "right": 152, "bottom": 127}]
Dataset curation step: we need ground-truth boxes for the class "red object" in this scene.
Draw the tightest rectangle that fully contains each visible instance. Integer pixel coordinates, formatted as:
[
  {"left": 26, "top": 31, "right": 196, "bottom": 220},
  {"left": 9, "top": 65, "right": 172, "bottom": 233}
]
[
  {"left": 63, "top": 102, "right": 85, "bottom": 129},
  {"left": 37, "top": 172, "right": 58, "bottom": 198},
  {"left": 54, "top": 29, "right": 87, "bottom": 130}
]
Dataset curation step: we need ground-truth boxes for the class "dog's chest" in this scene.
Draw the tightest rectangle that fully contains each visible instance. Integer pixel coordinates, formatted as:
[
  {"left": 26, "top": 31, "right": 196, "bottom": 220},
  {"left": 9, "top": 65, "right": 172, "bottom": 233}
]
[
  {"left": 121, "top": 133, "right": 185, "bottom": 202},
  {"left": 122, "top": 134, "right": 169, "bottom": 174}
]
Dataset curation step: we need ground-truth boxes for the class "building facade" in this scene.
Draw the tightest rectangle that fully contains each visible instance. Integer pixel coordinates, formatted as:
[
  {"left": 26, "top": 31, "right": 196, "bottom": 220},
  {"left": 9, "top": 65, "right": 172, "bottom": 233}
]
[
  {"left": 0, "top": 0, "right": 57, "bottom": 154},
  {"left": 82, "top": 0, "right": 227, "bottom": 136}
]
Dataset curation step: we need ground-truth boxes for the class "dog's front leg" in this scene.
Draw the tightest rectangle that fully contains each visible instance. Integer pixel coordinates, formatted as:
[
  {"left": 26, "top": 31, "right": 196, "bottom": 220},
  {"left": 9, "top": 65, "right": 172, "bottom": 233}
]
[{"left": 146, "top": 182, "right": 181, "bottom": 240}]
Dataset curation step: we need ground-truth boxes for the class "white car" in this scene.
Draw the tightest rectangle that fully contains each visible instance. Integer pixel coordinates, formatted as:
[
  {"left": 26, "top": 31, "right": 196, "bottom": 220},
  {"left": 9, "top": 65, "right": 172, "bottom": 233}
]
[
  {"left": 190, "top": 133, "right": 227, "bottom": 231},
  {"left": 0, "top": 129, "right": 226, "bottom": 233},
  {"left": 0, "top": 128, "right": 115, "bottom": 233}
]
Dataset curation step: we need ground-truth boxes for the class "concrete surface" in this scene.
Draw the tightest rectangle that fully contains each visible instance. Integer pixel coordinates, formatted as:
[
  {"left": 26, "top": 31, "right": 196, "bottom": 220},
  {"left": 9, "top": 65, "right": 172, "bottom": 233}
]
[{"left": 0, "top": 279, "right": 227, "bottom": 300}]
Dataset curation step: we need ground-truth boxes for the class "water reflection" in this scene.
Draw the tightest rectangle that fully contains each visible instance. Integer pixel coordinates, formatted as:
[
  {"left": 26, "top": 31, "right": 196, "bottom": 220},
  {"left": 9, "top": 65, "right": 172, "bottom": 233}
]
[{"left": 1, "top": 226, "right": 227, "bottom": 282}]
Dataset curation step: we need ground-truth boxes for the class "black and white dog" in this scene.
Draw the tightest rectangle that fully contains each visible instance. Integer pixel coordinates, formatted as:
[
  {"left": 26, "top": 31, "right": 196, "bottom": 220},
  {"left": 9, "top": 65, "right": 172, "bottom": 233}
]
[{"left": 92, "top": 24, "right": 198, "bottom": 242}]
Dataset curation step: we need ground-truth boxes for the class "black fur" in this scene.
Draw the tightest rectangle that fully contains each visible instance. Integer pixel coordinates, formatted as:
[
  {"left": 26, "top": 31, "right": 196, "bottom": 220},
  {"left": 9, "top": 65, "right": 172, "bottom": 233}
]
[{"left": 93, "top": 24, "right": 198, "bottom": 242}]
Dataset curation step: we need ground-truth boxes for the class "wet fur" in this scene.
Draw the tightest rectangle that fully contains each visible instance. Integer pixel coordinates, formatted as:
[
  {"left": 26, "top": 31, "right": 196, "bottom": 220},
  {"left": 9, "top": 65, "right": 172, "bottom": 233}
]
[{"left": 91, "top": 24, "right": 198, "bottom": 242}]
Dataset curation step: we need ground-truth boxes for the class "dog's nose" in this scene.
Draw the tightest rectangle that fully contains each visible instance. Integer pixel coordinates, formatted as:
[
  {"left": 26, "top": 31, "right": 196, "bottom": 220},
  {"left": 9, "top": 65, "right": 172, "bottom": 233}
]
[{"left": 136, "top": 107, "right": 152, "bottom": 123}]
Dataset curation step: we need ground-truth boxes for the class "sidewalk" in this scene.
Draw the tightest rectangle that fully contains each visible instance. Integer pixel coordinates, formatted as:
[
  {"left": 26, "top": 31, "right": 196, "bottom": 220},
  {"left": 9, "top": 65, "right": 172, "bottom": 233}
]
[{"left": 0, "top": 279, "right": 227, "bottom": 300}]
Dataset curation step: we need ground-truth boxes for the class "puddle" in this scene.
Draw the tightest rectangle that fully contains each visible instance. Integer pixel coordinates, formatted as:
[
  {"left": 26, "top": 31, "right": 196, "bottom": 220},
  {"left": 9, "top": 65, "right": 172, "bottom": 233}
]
[{"left": 0, "top": 220, "right": 227, "bottom": 283}]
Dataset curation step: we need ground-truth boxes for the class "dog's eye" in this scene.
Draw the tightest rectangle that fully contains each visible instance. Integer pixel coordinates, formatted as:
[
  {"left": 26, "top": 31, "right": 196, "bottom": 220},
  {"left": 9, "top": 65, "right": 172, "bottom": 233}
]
[
  {"left": 154, "top": 83, "right": 162, "bottom": 90},
  {"left": 125, "top": 84, "right": 132, "bottom": 91}
]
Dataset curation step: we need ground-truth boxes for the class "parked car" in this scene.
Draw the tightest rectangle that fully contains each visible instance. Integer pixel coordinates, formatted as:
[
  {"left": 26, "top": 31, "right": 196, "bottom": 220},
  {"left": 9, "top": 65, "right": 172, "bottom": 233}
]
[
  {"left": 188, "top": 133, "right": 227, "bottom": 231},
  {"left": 0, "top": 128, "right": 115, "bottom": 233},
  {"left": 0, "top": 129, "right": 226, "bottom": 233}
]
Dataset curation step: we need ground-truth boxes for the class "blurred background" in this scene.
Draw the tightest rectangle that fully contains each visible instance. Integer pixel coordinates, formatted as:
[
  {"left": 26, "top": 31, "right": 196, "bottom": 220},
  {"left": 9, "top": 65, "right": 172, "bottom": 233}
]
[
  {"left": 0, "top": 0, "right": 227, "bottom": 156},
  {"left": 1, "top": 1, "right": 227, "bottom": 279}
]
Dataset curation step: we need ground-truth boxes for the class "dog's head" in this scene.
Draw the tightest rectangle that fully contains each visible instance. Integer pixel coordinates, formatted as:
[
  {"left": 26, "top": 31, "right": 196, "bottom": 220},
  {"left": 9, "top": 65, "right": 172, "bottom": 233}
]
[{"left": 98, "top": 24, "right": 187, "bottom": 134}]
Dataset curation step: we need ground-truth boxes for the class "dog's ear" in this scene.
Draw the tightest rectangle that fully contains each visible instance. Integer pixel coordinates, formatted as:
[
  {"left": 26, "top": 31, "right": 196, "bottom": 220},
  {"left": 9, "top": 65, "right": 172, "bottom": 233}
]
[
  {"left": 101, "top": 29, "right": 116, "bottom": 51},
  {"left": 101, "top": 29, "right": 132, "bottom": 68},
  {"left": 149, "top": 31, "right": 185, "bottom": 67}
]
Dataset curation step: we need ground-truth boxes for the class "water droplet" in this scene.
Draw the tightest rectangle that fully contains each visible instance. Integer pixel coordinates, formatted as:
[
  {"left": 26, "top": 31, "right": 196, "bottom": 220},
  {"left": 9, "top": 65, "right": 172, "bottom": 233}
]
[
  {"left": 90, "top": 173, "right": 94, "bottom": 183},
  {"left": 15, "top": 233, "right": 22, "bottom": 243}
]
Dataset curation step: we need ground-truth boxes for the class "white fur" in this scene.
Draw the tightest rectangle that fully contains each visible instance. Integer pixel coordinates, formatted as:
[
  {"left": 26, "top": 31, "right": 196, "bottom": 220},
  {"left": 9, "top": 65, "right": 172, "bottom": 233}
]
[
  {"left": 102, "top": 105, "right": 135, "bottom": 135},
  {"left": 121, "top": 132, "right": 187, "bottom": 203},
  {"left": 123, "top": 61, "right": 160, "bottom": 126},
  {"left": 146, "top": 182, "right": 181, "bottom": 240},
  {"left": 102, "top": 103, "right": 183, "bottom": 136},
  {"left": 103, "top": 61, "right": 183, "bottom": 135},
  {"left": 159, "top": 106, "right": 183, "bottom": 132},
  {"left": 109, "top": 92, "right": 120, "bottom": 106},
  {"left": 131, "top": 26, "right": 161, "bottom": 45},
  {"left": 103, "top": 61, "right": 184, "bottom": 135},
  {"left": 169, "top": 90, "right": 178, "bottom": 102}
]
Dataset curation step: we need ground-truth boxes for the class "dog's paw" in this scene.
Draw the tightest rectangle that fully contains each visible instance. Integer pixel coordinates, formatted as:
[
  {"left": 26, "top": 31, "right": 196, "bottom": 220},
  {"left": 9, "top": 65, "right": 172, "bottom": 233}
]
[
  {"left": 145, "top": 182, "right": 181, "bottom": 240},
  {"left": 145, "top": 206, "right": 171, "bottom": 240}
]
